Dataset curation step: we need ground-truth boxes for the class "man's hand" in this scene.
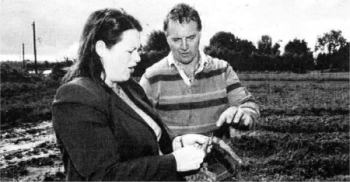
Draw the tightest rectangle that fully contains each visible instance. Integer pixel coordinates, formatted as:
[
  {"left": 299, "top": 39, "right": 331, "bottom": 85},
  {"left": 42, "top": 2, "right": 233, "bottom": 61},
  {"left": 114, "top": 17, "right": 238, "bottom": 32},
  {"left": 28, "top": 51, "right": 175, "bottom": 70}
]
[{"left": 216, "top": 106, "right": 256, "bottom": 130}]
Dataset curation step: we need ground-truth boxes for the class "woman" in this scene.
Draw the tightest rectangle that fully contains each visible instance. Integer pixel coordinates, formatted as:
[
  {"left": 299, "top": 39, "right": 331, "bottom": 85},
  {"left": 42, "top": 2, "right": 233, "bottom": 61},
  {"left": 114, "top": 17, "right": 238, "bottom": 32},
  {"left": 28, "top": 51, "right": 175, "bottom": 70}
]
[{"left": 52, "top": 8, "right": 208, "bottom": 181}]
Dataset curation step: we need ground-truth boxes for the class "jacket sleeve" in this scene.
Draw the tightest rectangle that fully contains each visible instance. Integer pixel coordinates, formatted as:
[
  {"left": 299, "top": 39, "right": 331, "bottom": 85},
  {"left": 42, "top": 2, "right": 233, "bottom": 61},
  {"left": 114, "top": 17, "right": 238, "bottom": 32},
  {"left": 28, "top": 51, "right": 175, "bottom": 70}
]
[{"left": 52, "top": 83, "right": 178, "bottom": 181}]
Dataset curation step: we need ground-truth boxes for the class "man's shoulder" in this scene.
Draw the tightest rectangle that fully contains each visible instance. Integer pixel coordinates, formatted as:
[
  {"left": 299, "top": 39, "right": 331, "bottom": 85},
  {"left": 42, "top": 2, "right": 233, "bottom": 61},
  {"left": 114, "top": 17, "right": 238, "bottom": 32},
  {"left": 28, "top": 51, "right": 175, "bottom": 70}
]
[
  {"left": 143, "top": 57, "right": 174, "bottom": 78},
  {"left": 204, "top": 54, "right": 229, "bottom": 69}
]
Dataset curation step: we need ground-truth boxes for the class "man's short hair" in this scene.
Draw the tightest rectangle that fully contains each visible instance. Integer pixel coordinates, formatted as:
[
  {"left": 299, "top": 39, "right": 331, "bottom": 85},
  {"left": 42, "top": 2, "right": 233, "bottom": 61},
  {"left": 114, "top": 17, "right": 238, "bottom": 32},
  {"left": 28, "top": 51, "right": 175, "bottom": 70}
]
[{"left": 163, "top": 3, "right": 202, "bottom": 32}]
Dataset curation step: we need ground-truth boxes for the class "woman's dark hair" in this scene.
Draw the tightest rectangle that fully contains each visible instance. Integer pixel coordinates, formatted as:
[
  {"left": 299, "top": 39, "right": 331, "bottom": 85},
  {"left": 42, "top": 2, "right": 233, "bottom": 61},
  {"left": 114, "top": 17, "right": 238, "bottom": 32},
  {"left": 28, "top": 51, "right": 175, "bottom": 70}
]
[
  {"left": 62, "top": 8, "right": 142, "bottom": 85},
  {"left": 163, "top": 3, "right": 202, "bottom": 32}
]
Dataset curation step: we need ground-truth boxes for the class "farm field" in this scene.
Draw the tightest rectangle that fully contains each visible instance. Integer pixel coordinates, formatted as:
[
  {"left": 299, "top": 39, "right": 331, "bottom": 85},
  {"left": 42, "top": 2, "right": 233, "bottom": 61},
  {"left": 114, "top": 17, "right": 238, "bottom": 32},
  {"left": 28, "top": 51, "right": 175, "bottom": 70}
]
[
  {"left": 1, "top": 75, "right": 349, "bottom": 181},
  {"left": 235, "top": 80, "right": 350, "bottom": 181},
  {"left": 238, "top": 72, "right": 349, "bottom": 81}
]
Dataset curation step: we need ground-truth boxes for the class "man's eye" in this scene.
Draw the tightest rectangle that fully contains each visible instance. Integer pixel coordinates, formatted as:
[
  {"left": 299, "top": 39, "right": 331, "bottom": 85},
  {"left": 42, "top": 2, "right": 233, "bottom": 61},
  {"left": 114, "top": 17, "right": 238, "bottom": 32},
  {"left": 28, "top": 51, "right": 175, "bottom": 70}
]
[
  {"left": 188, "top": 36, "right": 195, "bottom": 40},
  {"left": 173, "top": 39, "right": 180, "bottom": 42}
]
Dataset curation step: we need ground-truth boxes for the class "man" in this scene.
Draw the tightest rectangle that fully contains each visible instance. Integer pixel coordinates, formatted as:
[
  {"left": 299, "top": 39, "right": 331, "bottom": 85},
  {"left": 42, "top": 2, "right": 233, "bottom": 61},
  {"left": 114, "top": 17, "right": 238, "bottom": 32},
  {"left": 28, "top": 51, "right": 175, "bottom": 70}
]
[{"left": 140, "top": 3, "right": 259, "bottom": 179}]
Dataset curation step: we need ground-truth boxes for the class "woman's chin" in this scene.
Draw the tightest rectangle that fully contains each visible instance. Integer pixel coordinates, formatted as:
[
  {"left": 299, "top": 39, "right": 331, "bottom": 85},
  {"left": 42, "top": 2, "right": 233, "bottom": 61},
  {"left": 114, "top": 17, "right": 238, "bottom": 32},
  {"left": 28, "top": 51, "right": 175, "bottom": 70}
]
[{"left": 129, "top": 68, "right": 135, "bottom": 74}]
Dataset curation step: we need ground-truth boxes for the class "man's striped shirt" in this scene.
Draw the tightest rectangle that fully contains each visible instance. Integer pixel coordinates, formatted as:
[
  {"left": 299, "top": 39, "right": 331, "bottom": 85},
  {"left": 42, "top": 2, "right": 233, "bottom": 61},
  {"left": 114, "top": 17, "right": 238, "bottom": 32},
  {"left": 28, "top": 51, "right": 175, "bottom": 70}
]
[{"left": 140, "top": 50, "right": 259, "bottom": 137}]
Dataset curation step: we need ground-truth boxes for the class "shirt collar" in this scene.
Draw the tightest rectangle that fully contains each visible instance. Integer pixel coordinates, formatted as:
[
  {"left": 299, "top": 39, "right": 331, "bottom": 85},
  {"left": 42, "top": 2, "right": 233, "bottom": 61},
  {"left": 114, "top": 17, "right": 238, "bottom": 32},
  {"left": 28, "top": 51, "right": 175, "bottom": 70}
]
[{"left": 168, "top": 49, "right": 208, "bottom": 69}]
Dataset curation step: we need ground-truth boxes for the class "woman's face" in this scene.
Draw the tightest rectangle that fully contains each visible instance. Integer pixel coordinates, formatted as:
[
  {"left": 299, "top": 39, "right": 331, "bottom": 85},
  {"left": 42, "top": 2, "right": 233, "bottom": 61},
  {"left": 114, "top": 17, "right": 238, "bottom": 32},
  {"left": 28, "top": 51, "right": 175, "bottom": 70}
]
[{"left": 102, "top": 29, "right": 141, "bottom": 85}]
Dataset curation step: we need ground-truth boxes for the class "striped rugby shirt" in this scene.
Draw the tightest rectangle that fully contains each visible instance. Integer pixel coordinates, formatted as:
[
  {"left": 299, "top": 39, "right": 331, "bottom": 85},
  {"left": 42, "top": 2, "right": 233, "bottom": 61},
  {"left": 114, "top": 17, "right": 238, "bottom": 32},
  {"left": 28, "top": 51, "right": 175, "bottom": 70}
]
[{"left": 140, "top": 50, "right": 259, "bottom": 137}]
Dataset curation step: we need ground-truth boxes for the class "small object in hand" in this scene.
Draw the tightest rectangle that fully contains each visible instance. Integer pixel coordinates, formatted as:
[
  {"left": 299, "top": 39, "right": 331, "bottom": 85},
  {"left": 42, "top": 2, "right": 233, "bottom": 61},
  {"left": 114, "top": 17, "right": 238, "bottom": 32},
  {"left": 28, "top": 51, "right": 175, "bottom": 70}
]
[
  {"left": 185, "top": 134, "right": 243, "bottom": 182},
  {"left": 180, "top": 136, "right": 184, "bottom": 147},
  {"left": 201, "top": 133, "right": 213, "bottom": 154}
]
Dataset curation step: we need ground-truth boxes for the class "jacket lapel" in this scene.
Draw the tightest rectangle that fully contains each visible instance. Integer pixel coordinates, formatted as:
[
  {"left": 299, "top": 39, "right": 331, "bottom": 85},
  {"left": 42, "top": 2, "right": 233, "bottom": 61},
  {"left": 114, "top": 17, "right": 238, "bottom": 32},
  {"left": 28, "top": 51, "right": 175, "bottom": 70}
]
[
  {"left": 109, "top": 90, "right": 145, "bottom": 123},
  {"left": 120, "top": 80, "right": 174, "bottom": 154},
  {"left": 119, "top": 80, "right": 163, "bottom": 126},
  {"left": 116, "top": 79, "right": 174, "bottom": 154}
]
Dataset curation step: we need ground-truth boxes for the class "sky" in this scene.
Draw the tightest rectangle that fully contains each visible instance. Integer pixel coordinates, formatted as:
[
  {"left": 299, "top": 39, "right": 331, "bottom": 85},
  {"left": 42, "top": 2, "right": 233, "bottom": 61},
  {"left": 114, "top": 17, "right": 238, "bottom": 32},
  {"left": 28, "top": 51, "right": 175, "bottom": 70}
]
[{"left": 1, "top": 0, "right": 349, "bottom": 62}]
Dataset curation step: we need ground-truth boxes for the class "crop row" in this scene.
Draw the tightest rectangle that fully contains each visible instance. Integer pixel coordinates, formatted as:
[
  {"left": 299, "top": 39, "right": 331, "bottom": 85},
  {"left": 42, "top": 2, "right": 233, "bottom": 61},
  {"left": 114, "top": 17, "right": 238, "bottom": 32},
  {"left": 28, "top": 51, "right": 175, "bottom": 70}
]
[
  {"left": 239, "top": 72, "right": 350, "bottom": 81},
  {"left": 243, "top": 154, "right": 350, "bottom": 181},
  {"left": 245, "top": 80, "right": 350, "bottom": 92},
  {"left": 260, "top": 107, "right": 349, "bottom": 117},
  {"left": 258, "top": 115, "right": 349, "bottom": 133},
  {"left": 245, "top": 81, "right": 350, "bottom": 114},
  {"left": 231, "top": 132, "right": 349, "bottom": 157},
  {"left": 233, "top": 130, "right": 350, "bottom": 180}
]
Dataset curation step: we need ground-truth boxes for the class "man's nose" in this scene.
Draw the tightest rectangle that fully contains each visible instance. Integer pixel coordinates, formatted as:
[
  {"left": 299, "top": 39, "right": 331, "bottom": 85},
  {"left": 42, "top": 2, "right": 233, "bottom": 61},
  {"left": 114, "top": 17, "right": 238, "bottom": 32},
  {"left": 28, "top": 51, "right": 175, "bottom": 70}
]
[{"left": 181, "top": 39, "right": 188, "bottom": 50}]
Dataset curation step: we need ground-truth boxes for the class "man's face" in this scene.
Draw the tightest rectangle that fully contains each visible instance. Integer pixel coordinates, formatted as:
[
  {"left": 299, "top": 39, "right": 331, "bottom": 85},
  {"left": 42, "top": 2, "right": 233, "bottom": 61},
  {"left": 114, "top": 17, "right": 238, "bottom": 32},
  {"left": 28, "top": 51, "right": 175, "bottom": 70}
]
[{"left": 166, "top": 20, "right": 201, "bottom": 65}]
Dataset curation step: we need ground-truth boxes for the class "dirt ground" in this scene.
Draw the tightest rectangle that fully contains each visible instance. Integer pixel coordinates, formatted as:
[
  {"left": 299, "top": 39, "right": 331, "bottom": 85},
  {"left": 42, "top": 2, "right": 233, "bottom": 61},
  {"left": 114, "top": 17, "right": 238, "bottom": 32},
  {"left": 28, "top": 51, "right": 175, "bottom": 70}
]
[{"left": 0, "top": 121, "right": 64, "bottom": 181}]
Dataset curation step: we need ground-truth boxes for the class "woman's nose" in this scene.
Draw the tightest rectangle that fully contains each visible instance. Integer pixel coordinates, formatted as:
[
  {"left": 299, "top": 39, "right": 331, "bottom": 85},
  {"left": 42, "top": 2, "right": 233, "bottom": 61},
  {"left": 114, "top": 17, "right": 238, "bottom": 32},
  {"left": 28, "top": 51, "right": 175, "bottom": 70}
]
[{"left": 134, "top": 52, "right": 141, "bottom": 63}]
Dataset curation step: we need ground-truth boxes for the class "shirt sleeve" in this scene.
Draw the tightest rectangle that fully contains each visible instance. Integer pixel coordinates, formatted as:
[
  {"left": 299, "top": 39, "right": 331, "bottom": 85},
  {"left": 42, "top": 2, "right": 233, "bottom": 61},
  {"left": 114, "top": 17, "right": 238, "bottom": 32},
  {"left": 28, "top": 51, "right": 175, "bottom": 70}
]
[
  {"left": 225, "top": 65, "right": 260, "bottom": 119},
  {"left": 52, "top": 84, "right": 177, "bottom": 181}
]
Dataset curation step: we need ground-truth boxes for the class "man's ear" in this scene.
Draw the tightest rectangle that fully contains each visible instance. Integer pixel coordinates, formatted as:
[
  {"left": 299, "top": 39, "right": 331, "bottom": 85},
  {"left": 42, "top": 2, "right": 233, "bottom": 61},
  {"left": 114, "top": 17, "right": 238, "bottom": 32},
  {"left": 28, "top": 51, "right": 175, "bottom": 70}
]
[
  {"left": 95, "top": 40, "right": 106, "bottom": 58},
  {"left": 165, "top": 33, "right": 171, "bottom": 45},
  {"left": 197, "top": 31, "right": 202, "bottom": 40}
]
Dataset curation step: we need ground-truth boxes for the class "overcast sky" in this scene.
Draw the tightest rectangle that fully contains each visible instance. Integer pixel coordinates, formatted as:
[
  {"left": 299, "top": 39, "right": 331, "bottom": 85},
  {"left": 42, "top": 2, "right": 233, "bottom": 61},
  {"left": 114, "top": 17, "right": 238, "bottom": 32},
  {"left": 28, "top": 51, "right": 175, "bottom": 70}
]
[{"left": 1, "top": 0, "right": 349, "bottom": 62}]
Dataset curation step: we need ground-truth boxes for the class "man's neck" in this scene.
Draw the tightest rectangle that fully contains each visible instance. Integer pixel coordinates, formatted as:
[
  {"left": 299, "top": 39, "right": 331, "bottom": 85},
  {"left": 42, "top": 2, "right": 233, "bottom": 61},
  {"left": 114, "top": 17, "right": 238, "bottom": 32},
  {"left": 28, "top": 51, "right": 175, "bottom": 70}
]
[{"left": 175, "top": 51, "right": 200, "bottom": 74}]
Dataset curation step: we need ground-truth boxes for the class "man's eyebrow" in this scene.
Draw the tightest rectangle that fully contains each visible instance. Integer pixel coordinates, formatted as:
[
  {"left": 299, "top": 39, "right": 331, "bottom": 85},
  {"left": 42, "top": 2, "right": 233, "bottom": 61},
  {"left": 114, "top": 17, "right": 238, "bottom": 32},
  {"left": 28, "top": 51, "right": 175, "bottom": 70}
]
[{"left": 130, "top": 44, "right": 142, "bottom": 50}]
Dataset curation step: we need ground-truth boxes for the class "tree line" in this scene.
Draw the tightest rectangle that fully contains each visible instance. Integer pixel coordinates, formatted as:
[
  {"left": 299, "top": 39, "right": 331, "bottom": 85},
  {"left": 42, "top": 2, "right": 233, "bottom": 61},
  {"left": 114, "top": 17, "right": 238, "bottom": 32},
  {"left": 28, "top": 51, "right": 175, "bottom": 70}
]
[
  {"left": 134, "top": 29, "right": 349, "bottom": 76},
  {"left": 3, "top": 30, "right": 347, "bottom": 78}
]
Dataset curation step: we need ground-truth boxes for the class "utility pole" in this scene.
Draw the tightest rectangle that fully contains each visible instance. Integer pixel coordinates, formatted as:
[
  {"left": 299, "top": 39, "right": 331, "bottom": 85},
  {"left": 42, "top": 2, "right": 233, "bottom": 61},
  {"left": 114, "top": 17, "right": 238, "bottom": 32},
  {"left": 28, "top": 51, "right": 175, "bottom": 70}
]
[
  {"left": 32, "top": 21, "right": 38, "bottom": 74},
  {"left": 22, "top": 43, "right": 25, "bottom": 69}
]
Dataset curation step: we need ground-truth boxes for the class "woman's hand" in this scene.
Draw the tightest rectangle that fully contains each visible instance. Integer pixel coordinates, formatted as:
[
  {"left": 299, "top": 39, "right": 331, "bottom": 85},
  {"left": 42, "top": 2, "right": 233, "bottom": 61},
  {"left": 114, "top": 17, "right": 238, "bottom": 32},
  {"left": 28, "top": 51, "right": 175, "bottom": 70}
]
[
  {"left": 172, "top": 134, "right": 212, "bottom": 153},
  {"left": 172, "top": 146, "right": 205, "bottom": 172}
]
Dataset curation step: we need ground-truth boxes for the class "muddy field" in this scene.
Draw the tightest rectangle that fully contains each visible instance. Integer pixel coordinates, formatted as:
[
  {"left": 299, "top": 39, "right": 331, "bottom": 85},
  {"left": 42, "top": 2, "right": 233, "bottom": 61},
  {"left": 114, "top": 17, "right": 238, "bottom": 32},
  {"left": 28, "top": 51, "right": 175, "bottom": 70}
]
[{"left": 1, "top": 80, "right": 349, "bottom": 181}]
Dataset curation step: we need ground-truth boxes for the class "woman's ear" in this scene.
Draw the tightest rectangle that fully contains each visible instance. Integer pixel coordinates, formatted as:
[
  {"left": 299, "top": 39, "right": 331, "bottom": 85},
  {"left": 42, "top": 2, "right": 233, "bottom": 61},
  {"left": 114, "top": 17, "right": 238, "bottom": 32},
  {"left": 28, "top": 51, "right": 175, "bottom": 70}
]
[{"left": 95, "top": 40, "right": 106, "bottom": 58}]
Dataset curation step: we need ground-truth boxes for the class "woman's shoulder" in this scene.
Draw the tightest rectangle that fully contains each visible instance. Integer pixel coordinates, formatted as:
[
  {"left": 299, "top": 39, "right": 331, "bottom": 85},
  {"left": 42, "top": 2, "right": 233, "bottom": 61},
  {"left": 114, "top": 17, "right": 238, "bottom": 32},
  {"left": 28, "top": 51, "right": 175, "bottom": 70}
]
[
  {"left": 65, "top": 77, "right": 98, "bottom": 88},
  {"left": 54, "top": 77, "right": 109, "bottom": 106},
  {"left": 58, "top": 77, "right": 99, "bottom": 95}
]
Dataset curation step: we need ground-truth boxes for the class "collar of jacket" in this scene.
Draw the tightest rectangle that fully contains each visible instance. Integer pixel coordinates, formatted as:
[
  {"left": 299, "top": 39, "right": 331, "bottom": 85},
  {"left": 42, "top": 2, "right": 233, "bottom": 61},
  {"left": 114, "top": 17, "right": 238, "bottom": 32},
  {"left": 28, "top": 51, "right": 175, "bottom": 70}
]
[{"left": 117, "top": 79, "right": 174, "bottom": 154}]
